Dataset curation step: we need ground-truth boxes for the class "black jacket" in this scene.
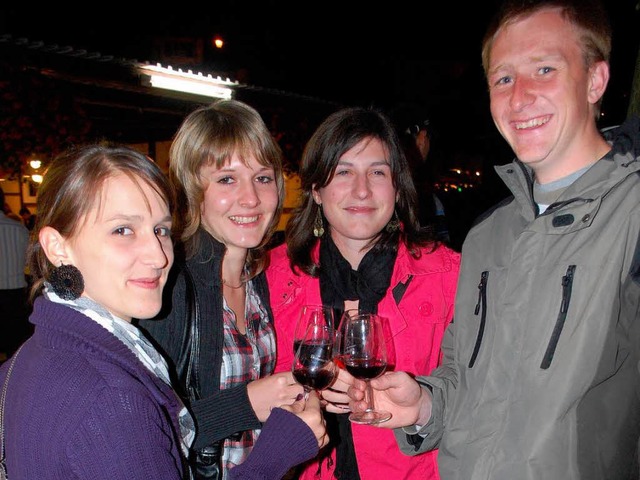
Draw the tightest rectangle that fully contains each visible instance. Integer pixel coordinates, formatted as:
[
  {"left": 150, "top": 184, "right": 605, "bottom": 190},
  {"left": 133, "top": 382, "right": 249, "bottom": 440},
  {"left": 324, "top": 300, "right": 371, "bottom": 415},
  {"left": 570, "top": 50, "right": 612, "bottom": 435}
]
[{"left": 138, "top": 228, "right": 273, "bottom": 449}]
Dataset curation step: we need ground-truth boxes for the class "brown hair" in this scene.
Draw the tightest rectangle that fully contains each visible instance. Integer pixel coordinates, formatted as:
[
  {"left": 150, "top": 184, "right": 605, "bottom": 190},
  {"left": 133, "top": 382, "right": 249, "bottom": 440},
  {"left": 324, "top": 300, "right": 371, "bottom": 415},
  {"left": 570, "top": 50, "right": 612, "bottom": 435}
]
[
  {"left": 28, "top": 144, "right": 175, "bottom": 301},
  {"left": 169, "top": 99, "right": 285, "bottom": 278},
  {"left": 286, "top": 106, "right": 436, "bottom": 277}
]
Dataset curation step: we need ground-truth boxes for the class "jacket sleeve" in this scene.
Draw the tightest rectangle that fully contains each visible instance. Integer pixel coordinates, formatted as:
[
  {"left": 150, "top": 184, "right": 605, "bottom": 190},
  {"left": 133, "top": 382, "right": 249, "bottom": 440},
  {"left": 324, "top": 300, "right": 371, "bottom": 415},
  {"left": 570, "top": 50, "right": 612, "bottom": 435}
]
[{"left": 394, "top": 319, "right": 458, "bottom": 454}]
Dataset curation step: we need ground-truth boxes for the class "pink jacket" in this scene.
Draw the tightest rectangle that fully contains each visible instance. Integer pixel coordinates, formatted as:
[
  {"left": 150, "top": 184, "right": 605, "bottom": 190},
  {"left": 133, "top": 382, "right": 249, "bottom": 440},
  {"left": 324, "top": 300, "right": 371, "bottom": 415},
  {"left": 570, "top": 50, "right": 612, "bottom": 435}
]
[{"left": 267, "top": 241, "right": 460, "bottom": 480}]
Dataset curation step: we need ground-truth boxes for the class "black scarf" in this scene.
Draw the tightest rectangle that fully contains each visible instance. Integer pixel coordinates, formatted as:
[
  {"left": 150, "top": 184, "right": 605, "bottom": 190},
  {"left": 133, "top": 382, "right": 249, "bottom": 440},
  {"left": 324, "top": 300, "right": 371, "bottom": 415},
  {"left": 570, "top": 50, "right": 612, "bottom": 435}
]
[{"left": 317, "top": 234, "right": 397, "bottom": 479}]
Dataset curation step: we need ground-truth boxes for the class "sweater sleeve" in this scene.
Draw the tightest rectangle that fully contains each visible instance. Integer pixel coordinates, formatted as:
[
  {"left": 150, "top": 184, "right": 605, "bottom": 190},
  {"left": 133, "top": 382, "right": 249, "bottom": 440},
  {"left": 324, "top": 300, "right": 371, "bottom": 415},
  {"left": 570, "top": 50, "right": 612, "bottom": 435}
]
[
  {"left": 190, "top": 384, "right": 262, "bottom": 449},
  {"left": 228, "top": 407, "right": 319, "bottom": 480}
]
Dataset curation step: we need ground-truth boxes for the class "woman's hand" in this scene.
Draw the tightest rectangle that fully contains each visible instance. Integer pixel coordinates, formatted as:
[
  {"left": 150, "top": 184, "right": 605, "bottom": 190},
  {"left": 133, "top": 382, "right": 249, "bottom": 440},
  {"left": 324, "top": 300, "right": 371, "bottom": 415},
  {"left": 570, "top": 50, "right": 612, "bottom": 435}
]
[
  {"left": 280, "top": 390, "right": 329, "bottom": 448},
  {"left": 247, "top": 371, "right": 304, "bottom": 421},
  {"left": 320, "top": 367, "right": 354, "bottom": 414}
]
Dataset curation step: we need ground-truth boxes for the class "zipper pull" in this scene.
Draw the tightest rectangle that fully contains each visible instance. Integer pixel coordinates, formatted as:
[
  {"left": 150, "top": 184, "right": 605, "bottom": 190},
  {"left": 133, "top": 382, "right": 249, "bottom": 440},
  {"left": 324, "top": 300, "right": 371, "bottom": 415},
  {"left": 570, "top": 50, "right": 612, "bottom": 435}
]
[{"left": 475, "top": 271, "right": 488, "bottom": 315}]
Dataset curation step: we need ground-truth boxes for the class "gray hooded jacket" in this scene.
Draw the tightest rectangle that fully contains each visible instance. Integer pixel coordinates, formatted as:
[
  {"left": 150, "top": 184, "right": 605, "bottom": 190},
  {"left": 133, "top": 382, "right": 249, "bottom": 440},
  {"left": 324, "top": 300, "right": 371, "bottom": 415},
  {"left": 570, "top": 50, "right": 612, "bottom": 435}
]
[{"left": 397, "top": 116, "right": 640, "bottom": 480}]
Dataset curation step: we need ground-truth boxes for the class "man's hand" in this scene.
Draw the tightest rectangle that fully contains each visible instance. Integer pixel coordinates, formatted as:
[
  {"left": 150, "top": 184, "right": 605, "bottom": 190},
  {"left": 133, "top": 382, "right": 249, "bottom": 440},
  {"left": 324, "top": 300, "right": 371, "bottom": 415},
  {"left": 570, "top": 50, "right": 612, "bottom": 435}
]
[{"left": 347, "top": 371, "right": 432, "bottom": 429}]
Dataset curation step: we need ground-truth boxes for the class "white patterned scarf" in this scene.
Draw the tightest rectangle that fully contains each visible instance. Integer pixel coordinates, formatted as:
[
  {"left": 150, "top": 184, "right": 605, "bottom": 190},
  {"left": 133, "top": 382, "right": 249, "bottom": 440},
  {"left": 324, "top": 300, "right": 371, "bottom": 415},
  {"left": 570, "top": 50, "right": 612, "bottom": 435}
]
[{"left": 44, "top": 283, "right": 196, "bottom": 458}]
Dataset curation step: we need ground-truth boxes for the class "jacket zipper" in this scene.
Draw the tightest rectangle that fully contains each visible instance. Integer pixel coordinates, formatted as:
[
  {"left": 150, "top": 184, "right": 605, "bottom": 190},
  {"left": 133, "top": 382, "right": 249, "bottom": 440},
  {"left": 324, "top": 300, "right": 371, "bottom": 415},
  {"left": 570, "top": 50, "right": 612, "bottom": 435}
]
[
  {"left": 540, "top": 265, "right": 576, "bottom": 369},
  {"left": 468, "top": 271, "right": 488, "bottom": 368}
]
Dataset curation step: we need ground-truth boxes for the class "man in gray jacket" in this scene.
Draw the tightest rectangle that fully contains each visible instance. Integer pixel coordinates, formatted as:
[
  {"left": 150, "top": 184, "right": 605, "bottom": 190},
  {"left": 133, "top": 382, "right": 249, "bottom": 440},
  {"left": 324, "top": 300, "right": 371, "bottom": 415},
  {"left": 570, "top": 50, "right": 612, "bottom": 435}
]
[{"left": 347, "top": 1, "right": 640, "bottom": 479}]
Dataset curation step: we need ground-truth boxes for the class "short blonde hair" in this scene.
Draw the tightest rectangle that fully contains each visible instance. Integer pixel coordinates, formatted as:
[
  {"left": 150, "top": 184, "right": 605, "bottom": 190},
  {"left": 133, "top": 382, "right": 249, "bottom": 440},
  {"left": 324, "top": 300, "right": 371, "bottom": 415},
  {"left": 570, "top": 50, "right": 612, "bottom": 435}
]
[
  {"left": 482, "top": 0, "right": 611, "bottom": 74},
  {"left": 169, "top": 99, "right": 285, "bottom": 277}
]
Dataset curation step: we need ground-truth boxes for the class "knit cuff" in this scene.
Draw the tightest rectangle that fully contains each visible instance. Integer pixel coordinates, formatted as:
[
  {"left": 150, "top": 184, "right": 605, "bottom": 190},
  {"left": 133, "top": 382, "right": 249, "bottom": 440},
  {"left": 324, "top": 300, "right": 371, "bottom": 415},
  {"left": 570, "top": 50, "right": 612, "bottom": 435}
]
[{"left": 229, "top": 407, "right": 318, "bottom": 479}]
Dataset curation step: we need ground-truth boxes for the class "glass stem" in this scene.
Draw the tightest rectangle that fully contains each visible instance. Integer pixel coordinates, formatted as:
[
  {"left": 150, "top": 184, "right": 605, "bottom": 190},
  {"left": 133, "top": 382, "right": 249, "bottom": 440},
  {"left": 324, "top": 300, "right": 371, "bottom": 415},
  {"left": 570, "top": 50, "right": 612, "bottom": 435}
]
[{"left": 365, "top": 380, "right": 375, "bottom": 412}]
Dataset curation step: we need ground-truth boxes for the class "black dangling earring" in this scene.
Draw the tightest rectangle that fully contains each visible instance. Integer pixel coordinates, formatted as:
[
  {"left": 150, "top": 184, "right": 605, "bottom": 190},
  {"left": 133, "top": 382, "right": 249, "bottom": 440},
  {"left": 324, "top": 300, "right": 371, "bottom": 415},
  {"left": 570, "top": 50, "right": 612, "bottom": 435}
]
[
  {"left": 313, "top": 206, "right": 325, "bottom": 238},
  {"left": 385, "top": 210, "right": 400, "bottom": 233},
  {"left": 48, "top": 264, "right": 84, "bottom": 300}
]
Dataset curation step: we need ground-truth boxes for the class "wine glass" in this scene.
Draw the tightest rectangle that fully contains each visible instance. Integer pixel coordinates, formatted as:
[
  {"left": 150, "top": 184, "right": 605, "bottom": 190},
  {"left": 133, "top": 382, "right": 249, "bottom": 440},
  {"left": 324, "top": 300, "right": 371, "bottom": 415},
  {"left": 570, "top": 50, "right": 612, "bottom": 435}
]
[
  {"left": 338, "top": 311, "right": 391, "bottom": 425},
  {"left": 333, "top": 308, "right": 355, "bottom": 370},
  {"left": 292, "top": 321, "right": 337, "bottom": 399},
  {"left": 293, "top": 304, "right": 334, "bottom": 355}
]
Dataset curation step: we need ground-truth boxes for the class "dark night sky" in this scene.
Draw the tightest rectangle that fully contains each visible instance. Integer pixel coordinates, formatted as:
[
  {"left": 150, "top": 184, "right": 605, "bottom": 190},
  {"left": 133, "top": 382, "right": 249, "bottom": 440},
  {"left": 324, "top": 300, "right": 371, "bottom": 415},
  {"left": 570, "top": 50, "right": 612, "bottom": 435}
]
[
  {"left": 0, "top": 0, "right": 638, "bottom": 184},
  {"left": 0, "top": 3, "right": 500, "bottom": 106},
  {"left": 1, "top": 1, "right": 638, "bottom": 119}
]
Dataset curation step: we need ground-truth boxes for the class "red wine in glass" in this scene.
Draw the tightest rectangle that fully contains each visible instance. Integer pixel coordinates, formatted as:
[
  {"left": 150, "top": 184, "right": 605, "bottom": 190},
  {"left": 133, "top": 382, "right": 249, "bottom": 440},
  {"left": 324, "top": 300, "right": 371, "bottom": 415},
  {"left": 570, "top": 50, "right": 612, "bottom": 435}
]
[
  {"left": 338, "top": 311, "right": 392, "bottom": 425},
  {"left": 344, "top": 358, "right": 387, "bottom": 380},
  {"left": 292, "top": 325, "right": 336, "bottom": 397},
  {"left": 293, "top": 341, "right": 336, "bottom": 389}
]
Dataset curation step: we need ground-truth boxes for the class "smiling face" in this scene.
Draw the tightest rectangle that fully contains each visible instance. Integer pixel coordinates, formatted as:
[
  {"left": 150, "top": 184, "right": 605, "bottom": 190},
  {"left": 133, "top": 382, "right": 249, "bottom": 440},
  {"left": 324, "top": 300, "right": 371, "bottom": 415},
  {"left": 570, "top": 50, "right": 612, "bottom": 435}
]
[
  {"left": 487, "top": 8, "right": 609, "bottom": 183},
  {"left": 313, "top": 137, "right": 396, "bottom": 257},
  {"left": 199, "top": 152, "right": 278, "bottom": 254},
  {"left": 59, "top": 173, "right": 173, "bottom": 321}
]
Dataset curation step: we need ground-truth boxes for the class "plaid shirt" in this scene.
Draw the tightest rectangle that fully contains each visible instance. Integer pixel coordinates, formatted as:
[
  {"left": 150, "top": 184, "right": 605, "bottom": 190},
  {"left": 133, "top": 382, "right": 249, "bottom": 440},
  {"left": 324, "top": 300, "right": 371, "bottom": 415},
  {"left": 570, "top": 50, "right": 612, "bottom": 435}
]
[{"left": 220, "top": 279, "right": 276, "bottom": 477}]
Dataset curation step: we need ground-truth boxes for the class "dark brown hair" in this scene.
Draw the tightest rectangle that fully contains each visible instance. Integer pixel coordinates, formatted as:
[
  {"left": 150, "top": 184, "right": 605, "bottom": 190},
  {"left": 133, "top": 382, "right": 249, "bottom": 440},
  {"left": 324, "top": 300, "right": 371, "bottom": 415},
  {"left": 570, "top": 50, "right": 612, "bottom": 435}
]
[{"left": 286, "top": 106, "right": 436, "bottom": 277}]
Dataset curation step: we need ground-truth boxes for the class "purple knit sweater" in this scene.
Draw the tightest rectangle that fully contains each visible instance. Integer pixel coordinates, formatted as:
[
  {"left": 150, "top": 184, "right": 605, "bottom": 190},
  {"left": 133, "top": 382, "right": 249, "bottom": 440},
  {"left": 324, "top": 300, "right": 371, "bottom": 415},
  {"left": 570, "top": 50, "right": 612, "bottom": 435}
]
[
  {"left": 0, "top": 298, "right": 319, "bottom": 480},
  {"left": 0, "top": 298, "right": 188, "bottom": 479}
]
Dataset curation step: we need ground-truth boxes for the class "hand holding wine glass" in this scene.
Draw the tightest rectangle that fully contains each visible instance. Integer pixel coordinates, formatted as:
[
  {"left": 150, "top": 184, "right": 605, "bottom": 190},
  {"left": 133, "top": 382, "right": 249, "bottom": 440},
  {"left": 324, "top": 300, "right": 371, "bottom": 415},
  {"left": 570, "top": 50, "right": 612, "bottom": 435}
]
[
  {"left": 338, "top": 311, "right": 391, "bottom": 425},
  {"left": 292, "top": 318, "right": 337, "bottom": 399}
]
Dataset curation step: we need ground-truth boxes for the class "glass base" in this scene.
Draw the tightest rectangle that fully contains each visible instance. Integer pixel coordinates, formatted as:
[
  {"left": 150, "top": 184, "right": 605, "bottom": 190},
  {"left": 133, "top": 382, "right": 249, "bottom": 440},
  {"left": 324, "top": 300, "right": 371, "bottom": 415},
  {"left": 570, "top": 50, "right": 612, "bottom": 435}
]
[{"left": 349, "top": 409, "right": 392, "bottom": 425}]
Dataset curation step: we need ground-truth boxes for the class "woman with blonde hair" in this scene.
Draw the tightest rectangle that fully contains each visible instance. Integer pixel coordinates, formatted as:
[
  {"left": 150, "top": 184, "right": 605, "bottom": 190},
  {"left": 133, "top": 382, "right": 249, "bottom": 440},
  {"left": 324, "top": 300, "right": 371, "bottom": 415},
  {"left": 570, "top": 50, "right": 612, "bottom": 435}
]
[{"left": 138, "top": 100, "right": 312, "bottom": 478}]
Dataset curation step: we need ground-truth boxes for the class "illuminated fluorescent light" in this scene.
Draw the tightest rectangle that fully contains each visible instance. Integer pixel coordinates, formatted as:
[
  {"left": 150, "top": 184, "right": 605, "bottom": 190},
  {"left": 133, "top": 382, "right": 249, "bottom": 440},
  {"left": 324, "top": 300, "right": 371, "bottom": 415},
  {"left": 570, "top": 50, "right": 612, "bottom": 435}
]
[
  {"left": 149, "top": 75, "right": 233, "bottom": 99},
  {"left": 139, "top": 64, "right": 237, "bottom": 100}
]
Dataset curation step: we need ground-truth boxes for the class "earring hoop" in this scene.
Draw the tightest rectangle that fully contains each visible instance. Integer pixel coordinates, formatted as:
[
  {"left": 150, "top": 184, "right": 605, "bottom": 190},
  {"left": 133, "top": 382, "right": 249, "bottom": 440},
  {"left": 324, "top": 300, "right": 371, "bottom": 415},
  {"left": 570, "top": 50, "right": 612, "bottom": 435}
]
[{"left": 48, "top": 264, "right": 84, "bottom": 300}]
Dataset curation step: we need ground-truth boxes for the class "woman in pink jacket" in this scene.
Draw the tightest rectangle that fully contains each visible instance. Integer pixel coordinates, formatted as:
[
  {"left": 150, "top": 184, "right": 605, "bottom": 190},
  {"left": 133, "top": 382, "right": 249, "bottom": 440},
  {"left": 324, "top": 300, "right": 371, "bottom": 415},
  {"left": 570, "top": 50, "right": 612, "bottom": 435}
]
[{"left": 267, "top": 107, "right": 460, "bottom": 480}]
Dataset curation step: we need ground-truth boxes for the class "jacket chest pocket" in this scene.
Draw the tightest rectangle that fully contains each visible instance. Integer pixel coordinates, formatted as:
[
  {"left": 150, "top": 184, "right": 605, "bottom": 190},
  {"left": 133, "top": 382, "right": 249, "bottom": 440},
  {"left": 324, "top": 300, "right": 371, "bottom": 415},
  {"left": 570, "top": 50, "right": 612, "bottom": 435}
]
[
  {"left": 394, "top": 276, "right": 449, "bottom": 325},
  {"left": 468, "top": 271, "right": 488, "bottom": 368},
  {"left": 539, "top": 265, "right": 575, "bottom": 369},
  {"left": 465, "top": 265, "right": 578, "bottom": 370}
]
